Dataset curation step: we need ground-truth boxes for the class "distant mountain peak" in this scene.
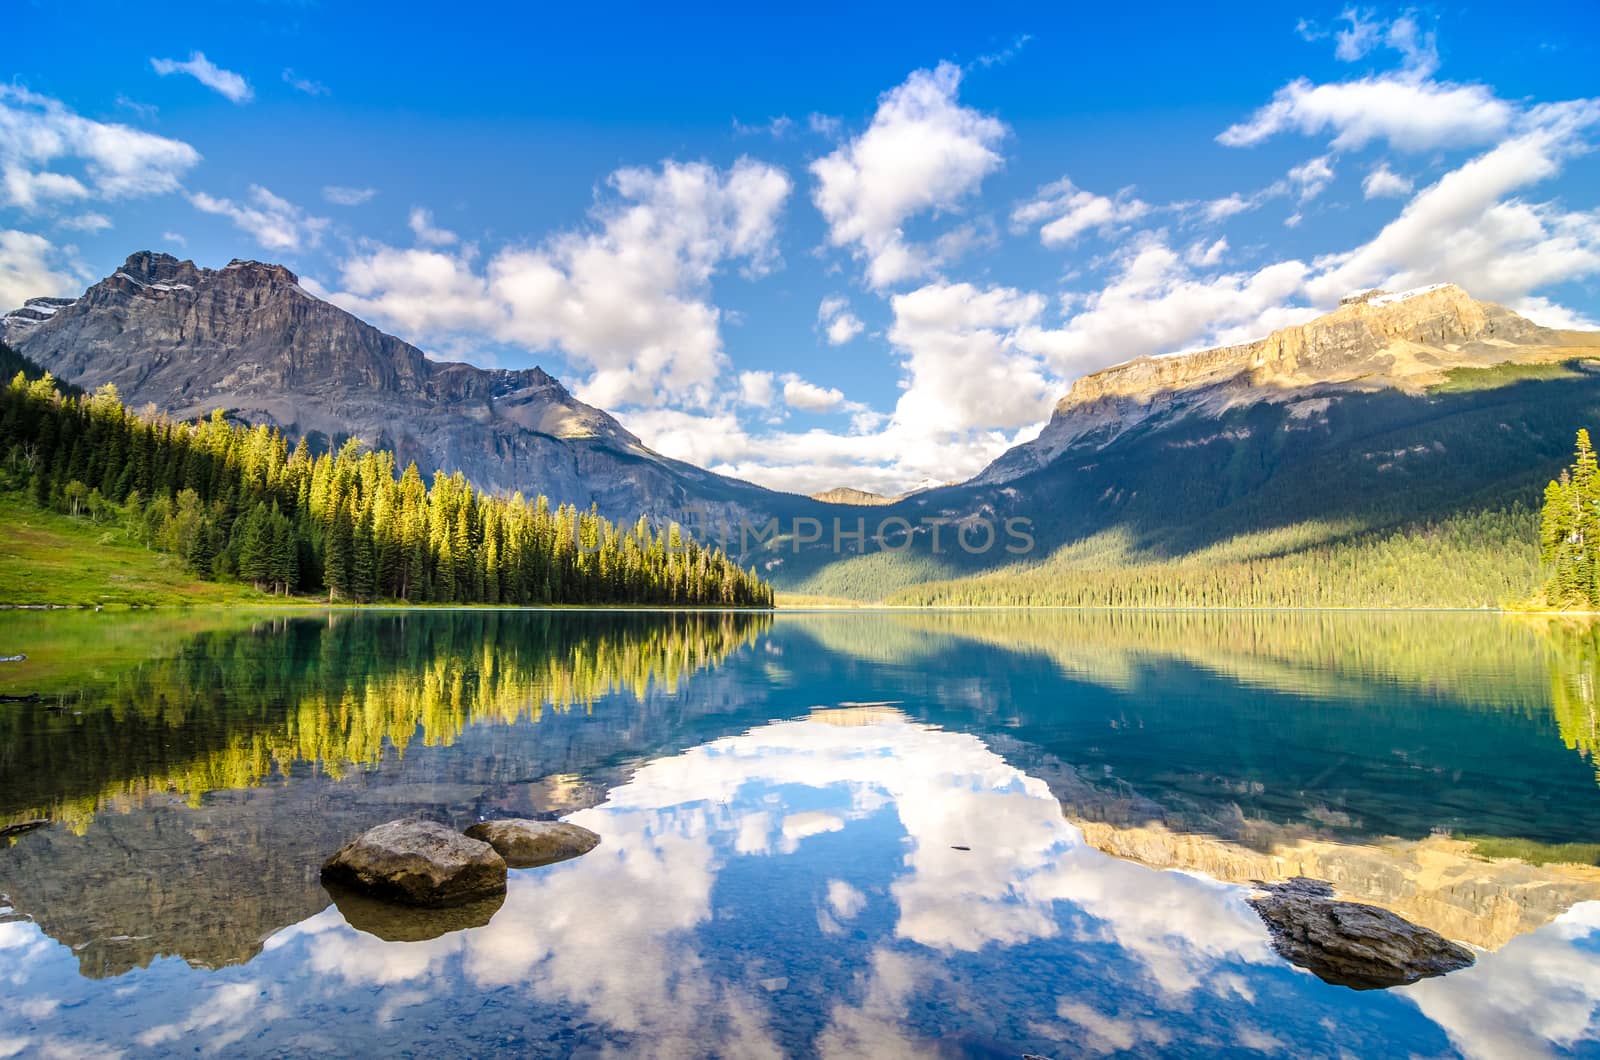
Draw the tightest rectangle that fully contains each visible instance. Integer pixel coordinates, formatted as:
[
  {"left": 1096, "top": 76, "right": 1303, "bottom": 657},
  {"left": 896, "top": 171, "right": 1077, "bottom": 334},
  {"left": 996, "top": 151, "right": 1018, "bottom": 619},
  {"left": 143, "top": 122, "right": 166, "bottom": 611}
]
[{"left": 975, "top": 283, "right": 1599, "bottom": 486}]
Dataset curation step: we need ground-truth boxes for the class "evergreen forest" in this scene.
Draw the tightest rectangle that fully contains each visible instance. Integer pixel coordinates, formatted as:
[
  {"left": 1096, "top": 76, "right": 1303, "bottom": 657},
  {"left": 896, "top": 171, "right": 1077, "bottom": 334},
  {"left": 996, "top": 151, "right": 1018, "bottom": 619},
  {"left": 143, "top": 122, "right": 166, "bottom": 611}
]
[{"left": 0, "top": 359, "right": 773, "bottom": 608}]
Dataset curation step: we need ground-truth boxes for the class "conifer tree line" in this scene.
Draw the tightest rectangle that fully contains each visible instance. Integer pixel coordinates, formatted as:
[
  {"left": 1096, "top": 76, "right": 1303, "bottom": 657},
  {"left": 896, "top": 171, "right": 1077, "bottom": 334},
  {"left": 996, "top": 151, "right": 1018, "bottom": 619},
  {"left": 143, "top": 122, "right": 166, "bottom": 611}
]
[
  {"left": 1540, "top": 429, "right": 1600, "bottom": 608},
  {"left": 0, "top": 366, "right": 774, "bottom": 607}
]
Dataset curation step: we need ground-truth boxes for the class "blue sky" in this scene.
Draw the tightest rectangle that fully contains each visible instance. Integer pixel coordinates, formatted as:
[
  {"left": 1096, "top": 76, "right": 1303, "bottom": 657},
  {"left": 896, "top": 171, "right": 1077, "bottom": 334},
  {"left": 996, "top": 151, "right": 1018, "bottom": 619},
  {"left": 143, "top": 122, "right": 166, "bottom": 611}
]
[{"left": 4, "top": 1, "right": 1599, "bottom": 494}]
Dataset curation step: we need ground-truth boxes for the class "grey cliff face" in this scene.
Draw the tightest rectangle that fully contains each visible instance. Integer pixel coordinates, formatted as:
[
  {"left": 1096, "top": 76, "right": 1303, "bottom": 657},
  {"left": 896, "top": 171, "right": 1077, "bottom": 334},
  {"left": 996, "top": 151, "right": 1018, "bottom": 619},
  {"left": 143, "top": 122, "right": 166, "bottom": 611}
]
[{"left": 3, "top": 251, "right": 785, "bottom": 524}]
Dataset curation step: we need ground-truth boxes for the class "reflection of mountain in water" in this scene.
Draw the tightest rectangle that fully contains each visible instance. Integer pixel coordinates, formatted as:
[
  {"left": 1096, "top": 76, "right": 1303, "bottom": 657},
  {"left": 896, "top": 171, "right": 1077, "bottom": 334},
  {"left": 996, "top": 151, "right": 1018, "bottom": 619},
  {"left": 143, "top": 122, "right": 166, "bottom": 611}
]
[
  {"left": 0, "top": 610, "right": 771, "bottom": 977},
  {"left": 786, "top": 610, "right": 1600, "bottom": 848},
  {"left": 3, "top": 711, "right": 1598, "bottom": 1059}
]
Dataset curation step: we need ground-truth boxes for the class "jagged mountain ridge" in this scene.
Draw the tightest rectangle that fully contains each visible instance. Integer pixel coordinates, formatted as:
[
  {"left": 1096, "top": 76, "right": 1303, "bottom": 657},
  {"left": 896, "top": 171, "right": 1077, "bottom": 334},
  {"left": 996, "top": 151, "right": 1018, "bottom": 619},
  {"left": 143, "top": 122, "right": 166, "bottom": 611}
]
[
  {"left": 4, "top": 252, "right": 793, "bottom": 524},
  {"left": 976, "top": 284, "right": 1599, "bottom": 485}
]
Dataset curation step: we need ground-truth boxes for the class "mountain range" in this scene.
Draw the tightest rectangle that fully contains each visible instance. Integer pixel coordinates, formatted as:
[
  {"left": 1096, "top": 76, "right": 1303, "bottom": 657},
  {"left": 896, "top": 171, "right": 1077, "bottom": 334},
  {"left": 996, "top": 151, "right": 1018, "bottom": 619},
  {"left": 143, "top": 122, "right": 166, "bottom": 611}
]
[
  {"left": 8, "top": 252, "right": 1600, "bottom": 597},
  {"left": 2, "top": 252, "right": 796, "bottom": 528}
]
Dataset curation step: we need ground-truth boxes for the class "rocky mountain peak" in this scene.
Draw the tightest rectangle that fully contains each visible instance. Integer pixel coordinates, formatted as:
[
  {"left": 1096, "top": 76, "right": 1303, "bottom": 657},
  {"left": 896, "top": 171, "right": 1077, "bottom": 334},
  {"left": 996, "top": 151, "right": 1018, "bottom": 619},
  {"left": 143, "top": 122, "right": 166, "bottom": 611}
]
[
  {"left": 974, "top": 284, "right": 1599, "bottom": 486},
  {"left": 2, "top": 250, "right": 788, "bottom": 522}
]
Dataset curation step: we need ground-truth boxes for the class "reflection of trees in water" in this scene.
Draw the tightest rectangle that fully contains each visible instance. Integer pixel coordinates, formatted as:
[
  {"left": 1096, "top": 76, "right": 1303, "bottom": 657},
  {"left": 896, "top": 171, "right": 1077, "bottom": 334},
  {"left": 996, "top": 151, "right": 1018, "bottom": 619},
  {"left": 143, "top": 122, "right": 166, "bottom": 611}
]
[
  {"left": 0, "top": 610, "right": 770, "bottom": 832},
  {"left": 799, "top": 609, "right": 1555, "bottom": 712},
  {"left": 797, "top": 609, "right": 1600, "bottom": 793},
  {"left": 1543, "top": 620, "right": 1600, "bottom": 785}
]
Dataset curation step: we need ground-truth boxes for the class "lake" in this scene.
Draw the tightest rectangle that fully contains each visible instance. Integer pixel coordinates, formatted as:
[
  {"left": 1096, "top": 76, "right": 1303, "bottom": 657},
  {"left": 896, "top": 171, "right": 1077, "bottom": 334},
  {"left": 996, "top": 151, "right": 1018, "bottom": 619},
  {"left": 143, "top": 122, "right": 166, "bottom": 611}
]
[{"left": 1, "top": 608, "right": 1599, "bottom": 1058}]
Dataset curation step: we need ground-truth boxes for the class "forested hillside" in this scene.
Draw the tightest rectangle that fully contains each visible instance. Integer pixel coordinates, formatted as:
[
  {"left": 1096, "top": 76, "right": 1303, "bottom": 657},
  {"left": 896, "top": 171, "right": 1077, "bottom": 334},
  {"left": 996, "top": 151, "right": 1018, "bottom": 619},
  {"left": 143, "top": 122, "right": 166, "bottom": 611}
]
[
  {"left": 0, "top": 352, "right": 773, "bottom": 608},
  {"left": 778, "top": 363, "right": 1600, "bottom": 605}
]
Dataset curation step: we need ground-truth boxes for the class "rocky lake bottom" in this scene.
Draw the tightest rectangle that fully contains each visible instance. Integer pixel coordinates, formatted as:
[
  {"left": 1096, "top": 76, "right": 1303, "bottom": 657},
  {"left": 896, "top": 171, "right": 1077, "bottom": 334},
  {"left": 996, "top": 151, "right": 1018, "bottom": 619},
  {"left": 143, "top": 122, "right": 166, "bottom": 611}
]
[{"left": 1, "top": 607, "right": 1599, "bottom": 1058}]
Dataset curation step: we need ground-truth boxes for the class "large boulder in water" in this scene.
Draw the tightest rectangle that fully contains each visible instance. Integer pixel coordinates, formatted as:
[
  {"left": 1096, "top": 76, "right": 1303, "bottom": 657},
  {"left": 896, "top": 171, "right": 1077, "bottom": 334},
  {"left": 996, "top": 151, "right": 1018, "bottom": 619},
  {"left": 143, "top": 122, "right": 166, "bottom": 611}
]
[
  {"left": 463, "top": 819, "right": 600, "bottom": 868},
  {"left": 1248, "top": 877, "right": 1475, "bottom": 990},
  {"left": 321, "top": 819, "right": 506, "bottom": 907}
]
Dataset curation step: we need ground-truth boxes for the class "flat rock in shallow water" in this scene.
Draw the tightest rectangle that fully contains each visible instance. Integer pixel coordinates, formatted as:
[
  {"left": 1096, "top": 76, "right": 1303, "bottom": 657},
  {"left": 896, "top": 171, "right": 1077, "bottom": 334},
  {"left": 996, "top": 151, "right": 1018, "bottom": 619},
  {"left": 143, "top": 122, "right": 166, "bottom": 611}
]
[
  {"left": 1248, "top": 877, "right": 1475, "bottom": 990},
  {"left": 464, "top": 819, "right": 600, "bottom": 868},
  {"left": 321, "top": 819, "right": 506, "bottom": 907}
]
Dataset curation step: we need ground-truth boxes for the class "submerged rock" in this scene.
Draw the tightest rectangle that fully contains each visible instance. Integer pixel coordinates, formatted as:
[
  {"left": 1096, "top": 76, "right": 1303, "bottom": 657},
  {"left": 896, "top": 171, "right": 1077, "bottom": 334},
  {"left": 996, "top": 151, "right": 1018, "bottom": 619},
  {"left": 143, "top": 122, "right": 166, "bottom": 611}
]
[
  {"left": 321, "top": 820, "right": 506, "bottom": 907},
  {"left": 463, "top": 819, "right": 600, "bottom": 868},
  {"left": 1248, "top": 877, "right": 1475, "bottom": 990},
  {"left": 324, "top": 883, "right": 504, "bottom": 942}
]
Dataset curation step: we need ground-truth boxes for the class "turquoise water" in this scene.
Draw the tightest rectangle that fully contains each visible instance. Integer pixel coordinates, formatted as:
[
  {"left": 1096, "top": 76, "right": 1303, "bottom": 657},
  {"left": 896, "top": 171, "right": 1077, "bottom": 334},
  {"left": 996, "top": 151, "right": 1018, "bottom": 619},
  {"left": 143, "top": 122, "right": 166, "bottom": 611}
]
[{"left": 1, "top": 609, "right": 1598, "bottom": 1057}]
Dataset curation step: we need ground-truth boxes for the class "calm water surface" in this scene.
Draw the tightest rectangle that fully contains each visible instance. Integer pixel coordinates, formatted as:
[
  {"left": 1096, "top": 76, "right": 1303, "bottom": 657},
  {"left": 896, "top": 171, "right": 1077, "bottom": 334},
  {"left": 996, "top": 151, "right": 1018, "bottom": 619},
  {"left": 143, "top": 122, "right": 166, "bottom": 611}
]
[{"left": 1, "top": 608, "right": 1599, "bottom": 1058}]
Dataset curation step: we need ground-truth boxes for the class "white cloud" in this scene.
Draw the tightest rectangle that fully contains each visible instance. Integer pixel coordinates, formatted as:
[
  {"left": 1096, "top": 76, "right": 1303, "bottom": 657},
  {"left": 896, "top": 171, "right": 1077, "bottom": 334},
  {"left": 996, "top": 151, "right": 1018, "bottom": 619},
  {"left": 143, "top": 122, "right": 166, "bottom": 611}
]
[
  {"left": 817, "top": 294, "right": 865, "bottom": 345},
  {"left": 1514, "top": 296, "right": 1598, "bottom": 330},
  {"left": 811, "top": 63, "right": 1006, "bottom": 289},
  {"left": 737, "top": 370, "right": 776, "bottom": 407},
  {"left": 1218, "top": 75, "right": 1513, "bottom": 152},
  {"left": 408, "top": 206, "right": 458, "bottom": 246},
  {"left": 328, "top": 158, "right": 793, "bottom": 409},
  {"left": 150, "top": 51, "right": 254, "bottom": 104},
  {"left": 1332, "top": 9, "right": 1439, "bottom": 74},
  {"left": 1186, "top": 237, "right": 1228, "bottom": 267},
  {"left": 1013, "top": 177, "right": 1150, "bottom": 246},
  {"left": 323, "top": 185, "right": 376, "bottom": 206},
  {"left": 782, "top": 374, "right": 845, "bottom": 412},
  {"left": 1018, "top": 236, "right": 1314, "bottom": 377},
  {"left": 1306, "top": 101, "right": 1600, "bottom": 307},
  {"left": 1287, "top": 154, "right": 1335, "bottom": 202},
  {"left": 1361, "top": 162, "right": 1413, "bottom": 199},
  {"left": 0, "top": 86, "right": 200, "bottom": 205},
  {"left": 0, "top": 229, "right": 85, "bottom": 310},
  {"left": 1202, "top": 193, "right": 1258, "bottom": 222},
  {"left": 58, "top": 212, "right": 112, "bottom": 233},
  {"left": 190, "top": 184, "right": 329, "bottom": 251},
  {"left": 732, "top": 115, "right": 793, "bottom": 138},
  {"left": 161, "top": 231, "right": 187, "bottom": 247},
  {"left": 281, "top": 69, "right": 329, "bottom": 97},
  {"left": 888, "top": 280, "right": 1055, "bottom": 437},
  {"left": 825, "top": 313, "right": 865, "bottom": 345},
  {"left": 1, "top": 167, "right": 89, "bottom": 209}
]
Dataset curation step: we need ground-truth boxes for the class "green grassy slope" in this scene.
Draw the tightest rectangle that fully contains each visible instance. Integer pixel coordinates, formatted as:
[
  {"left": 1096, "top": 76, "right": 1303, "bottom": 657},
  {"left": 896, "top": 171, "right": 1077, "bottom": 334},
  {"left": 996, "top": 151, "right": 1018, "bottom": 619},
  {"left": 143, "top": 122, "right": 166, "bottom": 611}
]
[{"left": 0, "top": 493, "right": 276, "bottom": 607}]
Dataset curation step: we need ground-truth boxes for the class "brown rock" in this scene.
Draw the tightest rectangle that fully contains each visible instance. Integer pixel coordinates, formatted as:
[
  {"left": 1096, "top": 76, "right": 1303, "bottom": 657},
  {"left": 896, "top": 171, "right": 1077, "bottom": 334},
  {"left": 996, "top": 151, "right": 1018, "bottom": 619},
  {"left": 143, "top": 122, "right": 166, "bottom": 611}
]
[
  {"left": 321, "top": 819, "right": 506, "bottom": 907},
  {"left": 464, "top": 819, "right": 600, "bottom": 868},
  {"left": 1248, "top": 877, "right": 1476, "bottom": 990}
]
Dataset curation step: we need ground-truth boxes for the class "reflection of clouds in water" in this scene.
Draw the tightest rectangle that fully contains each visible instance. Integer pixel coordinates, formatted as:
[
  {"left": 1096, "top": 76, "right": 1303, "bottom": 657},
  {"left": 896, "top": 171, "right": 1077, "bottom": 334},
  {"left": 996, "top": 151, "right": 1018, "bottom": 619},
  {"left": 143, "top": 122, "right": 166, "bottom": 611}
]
[
  {"left": 1406, "top": 902, "right": 1600, "bottom": 1060},
  {"left": 136, "top": 980, "right": 287, "bottom": 1054},
  {"left": 6, "top": 713, "right": 1598, "bottom": 1056}
]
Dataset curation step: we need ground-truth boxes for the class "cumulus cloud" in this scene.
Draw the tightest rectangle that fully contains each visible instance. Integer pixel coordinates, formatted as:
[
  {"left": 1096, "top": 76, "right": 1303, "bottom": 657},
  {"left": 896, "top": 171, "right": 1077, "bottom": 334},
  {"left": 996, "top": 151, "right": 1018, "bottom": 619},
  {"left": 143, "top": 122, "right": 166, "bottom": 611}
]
[
  {"left": 781, "top": 374, "right": 846, "bottom": 412},
  {"left": 408, "top": 206, "right": 458, "bottom": 246},
  {"left": 0, "top": 86, "right": 200, "bottom": 206},
  {"left": 1018, "top": 236, "right": 1314, "bottom": 376},
  {"left": 322, "top": 185, "right": 376, "bottom": 206},
  {"left": 1361, "top": 162, "right": 1413, "bottom": 199},
  {"left": 888, "top": 280, "right": 1054, "bottom": 435},
  {"left": 1218, "top": 76, "right": 1513, "bottom": 152},
  {"left": 328, "top": 157, "right": 793, "bottom": 409},
  {"left": 817, "top": 294, "right": 865, "bottom": 344},
  {"left": 811, "top": 63, "right": 1006, "bottom": 288},
  {"left": 737, "top": 370, "right": 776, "bottom": 407},
  {"left": 1012, "top": 177, "right": 1150, "bottom": 246},
  {"left": 0, "top": 229, "right": 86, "bottom": 310},
  {"left": 150, "top": 51, "right": 254, "bottom": 104},
  {"left": 190, "top": 184, "right": 330, "bottom": 251}
]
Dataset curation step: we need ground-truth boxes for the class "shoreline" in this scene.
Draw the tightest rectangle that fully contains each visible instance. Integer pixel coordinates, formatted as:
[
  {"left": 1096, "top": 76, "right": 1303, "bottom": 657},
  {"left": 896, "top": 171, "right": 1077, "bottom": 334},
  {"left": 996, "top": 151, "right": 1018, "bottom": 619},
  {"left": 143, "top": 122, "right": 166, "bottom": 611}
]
[{"left": 4, "top": 600, "right": 1600, "bottom": 616}]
